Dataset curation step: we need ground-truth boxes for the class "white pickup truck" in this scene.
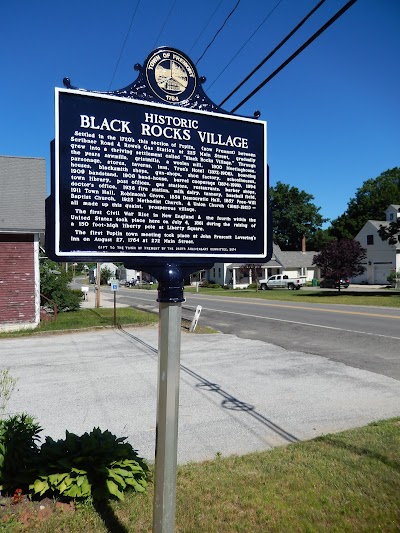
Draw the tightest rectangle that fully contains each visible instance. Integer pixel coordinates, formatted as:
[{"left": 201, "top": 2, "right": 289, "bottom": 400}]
[{"left": 258, "top": 274, "right": 306, "bottom": 291}]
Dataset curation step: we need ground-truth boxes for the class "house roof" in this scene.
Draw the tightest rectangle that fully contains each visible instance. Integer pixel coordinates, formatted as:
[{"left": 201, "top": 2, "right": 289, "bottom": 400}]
[
  {"left": 271, "top": 242, "right": 316, "bottom": 268},
  {"left": 229, "top": 260, "right": 282, "bottom": 268},
  {"left": 227, "top": 243, "right": 317, "bottom": 270},
  {"left": 0, "top": 155, "right": 46, "bottom": 233},
  {"left": 274, "top": 250, "right": 317, "bottom": 268},
  {"left": 368, "top": 220, "right": 390, "bottom": 230},
  {"left": 357, "top": 218, "right": 399, "bottom": 248}
]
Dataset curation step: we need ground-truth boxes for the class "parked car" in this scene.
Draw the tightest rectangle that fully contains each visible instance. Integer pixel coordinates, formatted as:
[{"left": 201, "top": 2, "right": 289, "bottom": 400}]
[{"left": 320, "top": 278, "right": 350, "bottom": 289}]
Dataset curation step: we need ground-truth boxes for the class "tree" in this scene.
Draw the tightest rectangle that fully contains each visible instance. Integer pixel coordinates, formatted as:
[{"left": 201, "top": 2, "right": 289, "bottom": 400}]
[
  {"left": 378, "top": 220, "right": 400, "bottom": 245},
  {"left": 329, "top": 167, "right": 400, "bottom": 239},
  {"left": 270, "top": 182, "right": 327, "bottom": 250},
  {"left": 307, "top": 228, "right": 335, "bottom": 251},
  {"left": 240, "top": 263, "right": 263, "bottom": 290},
  {"left": 40, "top": 256, "right": 81, "bottom": 311},
  {"left": 312, "top": 239, "right": 366, "bottom": 292},
  {"left": 100, "top": 266, "right": 113, "bottom": 285}
]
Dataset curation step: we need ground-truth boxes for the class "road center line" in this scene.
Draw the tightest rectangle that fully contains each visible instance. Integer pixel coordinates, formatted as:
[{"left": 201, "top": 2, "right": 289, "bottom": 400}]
[
  {"left": 186, "top": 295, "right": 400, "bottom": 320},
  {"left": 195, "top": 306, "right": 400, "bottom": 340}
]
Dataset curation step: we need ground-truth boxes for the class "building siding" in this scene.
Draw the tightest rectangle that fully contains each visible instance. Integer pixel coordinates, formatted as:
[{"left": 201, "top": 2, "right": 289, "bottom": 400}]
[{"left": 0, "top": 234, "right": 36, "bottom": 325}]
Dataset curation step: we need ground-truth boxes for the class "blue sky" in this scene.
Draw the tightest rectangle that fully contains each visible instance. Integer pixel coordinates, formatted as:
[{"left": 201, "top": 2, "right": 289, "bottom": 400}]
[{"left": 1, "top": 0, "right": 399, "bottom": 225}]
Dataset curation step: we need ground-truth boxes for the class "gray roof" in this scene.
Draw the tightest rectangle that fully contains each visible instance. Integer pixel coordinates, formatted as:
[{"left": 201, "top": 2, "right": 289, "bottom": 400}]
[
  {"left": 228, "top": 243, "right": 317, "bottom": 270},
  {"left": 274, "top": 250, "right": 317, "bottom": 268},
  {"left": 369, "top": 220, "right": 389, "bottom": 229},
  {"left": 0, "top": 155, "right": 46, "bottom": 232}
]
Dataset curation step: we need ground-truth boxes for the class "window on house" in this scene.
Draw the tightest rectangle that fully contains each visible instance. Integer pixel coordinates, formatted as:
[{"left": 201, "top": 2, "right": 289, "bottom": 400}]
[
  {"left": 367, "top": 235, "right": 374, "bottom": 245},
  {"left": 212, "top": 268, "right": 216, "bottom": 278},
  {"left": 389, "top": 213, "right": 394, "bottom": 221},
  {"left": 218, "top": 267, "right": 221, "bottom": 277}
]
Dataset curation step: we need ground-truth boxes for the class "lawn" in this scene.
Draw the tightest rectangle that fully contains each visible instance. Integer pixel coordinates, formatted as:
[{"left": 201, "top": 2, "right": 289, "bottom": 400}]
[
  {"left": 0, "top": 307, "right": 158, "bottom": 338},
  {"left": 184, "top": 286, "right": 400, "bottom": 308},
  {"left": 2, "top": 418, "right": 399, "bottom": 532},
  {"left": 0, "top": 305, "right": 216, "bottom": 338}
]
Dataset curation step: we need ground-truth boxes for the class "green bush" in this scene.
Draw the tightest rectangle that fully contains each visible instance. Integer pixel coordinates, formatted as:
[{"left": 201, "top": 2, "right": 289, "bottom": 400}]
[
  {"left": 387, "top": 270, "right": 400, "bottom": 284},
  {"left": 100, "top": 267, "right": 113, "bottom": 285},
  {"left": 200, "top": 281, "right": 221, "bottom": 289},
  {"left": 0, "top": 413, "right": 42, "bottom": 492},
  {"left": 247, "top": 283, "right": 257, "bottom": 289},
  {"left": 40, "top": 257, "right": 81, "bottom": 312},
  {"left": 30, "top": 428, "right": 149, "bottom": 501}
]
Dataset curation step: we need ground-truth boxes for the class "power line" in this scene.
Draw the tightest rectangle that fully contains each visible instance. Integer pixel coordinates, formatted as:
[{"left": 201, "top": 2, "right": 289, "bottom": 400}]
[
  {"left": 152, "top": 0, "right": 178, "bottom": 50},
  {"left": 230, "top": 0, "right": 358, "bottom": 113},
  {"left": 196, "top": 0, "right": 242, "bottom": 65},
  {"left": 207, "top": 0, "right": 284, "bottom": 92},
  {"left": 108, "top": 0, "right": 141, "bottom": 90},
  {"left": 219, "top": 0, "right": 327, "bottom": 107},
  {"left": 189, "top": 0, "right": 224, "bottom": 54}
]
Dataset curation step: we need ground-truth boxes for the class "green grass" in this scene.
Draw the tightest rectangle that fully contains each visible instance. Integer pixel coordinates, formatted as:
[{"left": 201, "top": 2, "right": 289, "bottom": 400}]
[
  {"left": 0, "top": 307, "right": 217, "bottom": 338},
  {"left": 184, "top": 286, "right": 400, "bottom": 307},
  {"left": 0, "top": 307, "right": 158, "bottom": 338},
  {"left": 3, "top": 418, "right": 399, "bottom": 532}
]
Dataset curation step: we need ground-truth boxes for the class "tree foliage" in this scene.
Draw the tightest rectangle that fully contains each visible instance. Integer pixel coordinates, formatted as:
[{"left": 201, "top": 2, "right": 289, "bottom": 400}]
[
  {"left": 100, "top": 266, "right": 113, "bottom": 285},
  {"left": 313, "top": 239, "right": 366, "bottom": 290},
  {"left": 270, "top": 182, "right": 327, "bottom": 250},
  {"left": 40, "top": 256, "right": 81, "bottom": 311},
  {"left": 240, "top": 264, "right": 263, "bottom": 290},
  {"left": 329, "top": 168, "right": 400, "bottom": 239},
  {"left": 378, "top": 220, "right": 400, "bottom": 245}
]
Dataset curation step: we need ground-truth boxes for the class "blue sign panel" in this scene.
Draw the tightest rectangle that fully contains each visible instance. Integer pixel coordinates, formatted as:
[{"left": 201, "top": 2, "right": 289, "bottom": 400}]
[{"left": 53, "top": 87, "right": 267, "bottom": 262}]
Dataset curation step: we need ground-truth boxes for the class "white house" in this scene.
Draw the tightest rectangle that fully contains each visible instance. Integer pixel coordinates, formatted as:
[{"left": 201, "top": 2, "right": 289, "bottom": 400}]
[
  {"left": 353, "top": 205, "right": 400, "bottom": 284},
  {"left": 198, "top": 243, "right": 319, "bottom": 288},
  {"left": 88, "top": 262, "right": 118, "bottom": 283}
]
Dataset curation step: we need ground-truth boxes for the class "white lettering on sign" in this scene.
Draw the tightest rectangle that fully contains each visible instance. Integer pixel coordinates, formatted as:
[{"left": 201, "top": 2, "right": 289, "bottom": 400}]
[
  {"left": 80, "top": 115, "right": 131, "bottom": 133},
  {"left": 197, "top": 131, "right": 248, "bottom": 148},
  {"left": 141, "top": 123, "right": 191, "bottom": 140}
]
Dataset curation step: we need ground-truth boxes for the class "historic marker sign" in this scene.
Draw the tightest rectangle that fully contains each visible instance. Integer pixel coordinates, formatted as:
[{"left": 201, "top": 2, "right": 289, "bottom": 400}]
[{"left": 48, "top": 47, "right": 269, "bottom": 265}]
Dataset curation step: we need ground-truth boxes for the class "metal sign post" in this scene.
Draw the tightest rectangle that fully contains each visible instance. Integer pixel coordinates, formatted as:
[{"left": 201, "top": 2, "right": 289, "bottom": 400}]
[
  {"left": 46, "top": 45, "right": 270, "bottom": 533},
  {"left": 110, "top": 279, "right": 118, "bottom": 326},
  {"left": 153, "top": 264, "right": 184, "bottom": 533}
]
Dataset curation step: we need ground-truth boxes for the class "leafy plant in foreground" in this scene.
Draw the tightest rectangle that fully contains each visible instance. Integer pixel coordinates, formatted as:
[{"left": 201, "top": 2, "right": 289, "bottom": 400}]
[
  {"left": 0, "top": 413, "right": 42, "bottom": 492},
  {"left": 30, "top": 428, "right": 149, "bottom": 501}
]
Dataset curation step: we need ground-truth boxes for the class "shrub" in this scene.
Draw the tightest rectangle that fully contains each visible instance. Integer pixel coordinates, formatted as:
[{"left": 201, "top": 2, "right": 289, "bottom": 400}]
[
  {"left": 247, "top": 283, "right": 257, "bottom": 289},
  {"left": 200, "top": 281, "right": 221, "bottom": 288},
  {"left": 387, "top": 270, "right": 400, "bottom": 284},
  {"left": 40, "top": 257, "right": 81, "bottom": 312},
  {"left": 30, "top": 428, "right": 149, "bottom": 501},
  {"left": 0, "top": 413, "right": 42, "bottom": 493},
  {"left": 100, "top": 266, "right": 113, "bottom": 285}
]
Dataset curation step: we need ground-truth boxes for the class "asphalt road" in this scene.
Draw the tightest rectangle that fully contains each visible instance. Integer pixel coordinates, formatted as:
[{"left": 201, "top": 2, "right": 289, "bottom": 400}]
[{"left": 115, "top": 287, "right": 400, "bottom": 380}]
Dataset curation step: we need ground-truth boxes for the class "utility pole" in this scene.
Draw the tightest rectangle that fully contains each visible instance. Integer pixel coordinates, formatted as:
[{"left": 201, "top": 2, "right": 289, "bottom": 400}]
[{"left": 96, "top": 262, "right": 101, "bottom": 308}]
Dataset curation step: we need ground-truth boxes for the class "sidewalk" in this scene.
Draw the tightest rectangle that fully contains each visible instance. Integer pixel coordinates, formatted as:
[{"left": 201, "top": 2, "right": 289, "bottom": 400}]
[{"left": 80, "top": 284, "right": 130, "bottom": 309}]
